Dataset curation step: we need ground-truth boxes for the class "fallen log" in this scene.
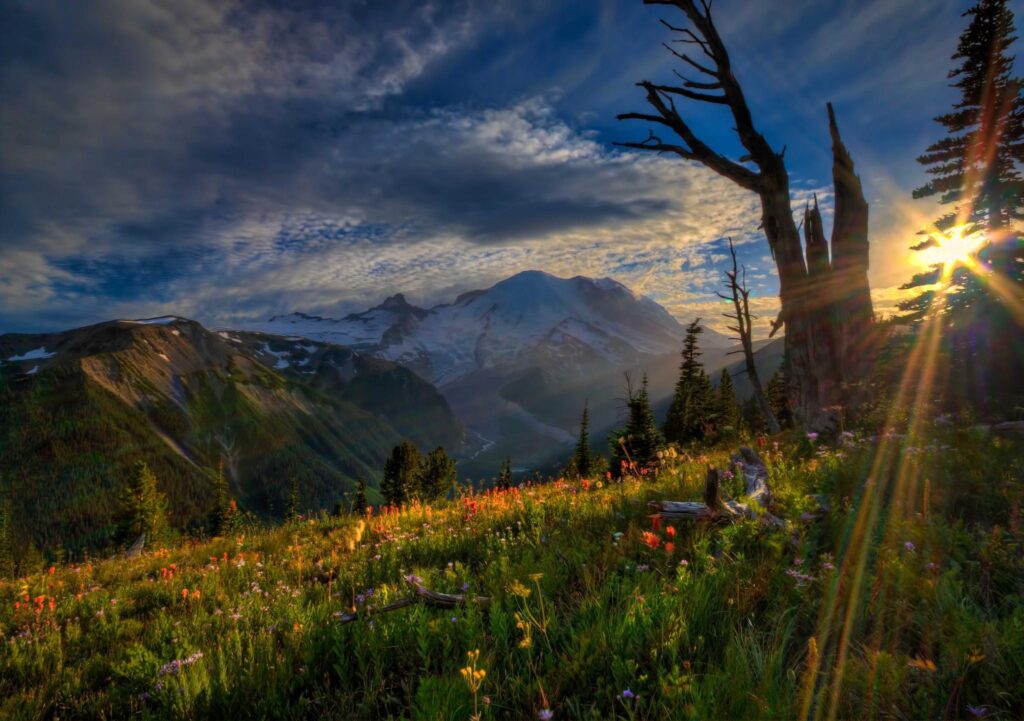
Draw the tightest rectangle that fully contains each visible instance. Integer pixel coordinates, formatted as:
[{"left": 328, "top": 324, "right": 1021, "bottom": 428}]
[
  {"left": 335, "top": 577, "right": 490, "bottom": 625},
  {"left": 649, "top": 447, "right": 784, "bottom": 528}
]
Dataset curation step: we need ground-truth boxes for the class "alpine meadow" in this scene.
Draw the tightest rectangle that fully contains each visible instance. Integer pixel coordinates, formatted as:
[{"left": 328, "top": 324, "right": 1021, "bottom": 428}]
[{"left": 1, "top": 1, "right": 1022, "bottom": 720}]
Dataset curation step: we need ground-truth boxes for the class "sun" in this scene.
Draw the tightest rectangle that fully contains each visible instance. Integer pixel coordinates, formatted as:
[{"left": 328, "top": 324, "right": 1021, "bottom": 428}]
[{"left": 914, "top": 224, "right": 986, "bottom": 277}]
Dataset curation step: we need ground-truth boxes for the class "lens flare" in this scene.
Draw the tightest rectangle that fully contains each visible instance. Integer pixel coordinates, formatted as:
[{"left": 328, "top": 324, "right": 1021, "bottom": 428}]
[{"left": 912, "top": 224, "right": 986, "bottom": 277}]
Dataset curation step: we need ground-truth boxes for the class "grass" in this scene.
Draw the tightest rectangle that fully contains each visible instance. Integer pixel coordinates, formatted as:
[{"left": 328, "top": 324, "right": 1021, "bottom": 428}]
[{"left": 1, "top": 429, "right": 1022, "bottom": 720}]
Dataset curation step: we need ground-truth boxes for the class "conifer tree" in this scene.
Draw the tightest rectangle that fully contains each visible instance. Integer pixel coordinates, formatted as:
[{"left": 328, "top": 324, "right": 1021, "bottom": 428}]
[
  {"left": 498, "top": 456, "right": 514, "bottom": 488},
  {"left": 351, "top": 478, "right": 368, "bottom": 515},
  {"left": 901, "top": 0, "right": 1023, "bottom": 321},
  {"left": 286, "top": 477, "right": 300, "bottom": 523},
  {"left": 381, "top": 441, "right": 422, "bottom": 506},
  {"left": 210, "top": 459, "right": 234, "bottom": 535},
  {"left": 766, "top": 368, "right": 793, "bottom": 430},
  {"left": 0, "top": 481, "right": 13, "bottom": 578},
  {"left": 573, "top": 401, "right": 594, "bottom": 478},
  {"left": 419, "top": 447, "right": 457, "bottom": 500},
  {"left": 124, "top": 461, "right": 169, "bottom": 545},
  {"left": 611, "top": 373, "right": 664, "bottom": 475},
  {"left": 664, "top": 320, "right": 714, "bottom": 444},
  {"left": 716, "top": 368, "right": 742, "bottom": 440}
]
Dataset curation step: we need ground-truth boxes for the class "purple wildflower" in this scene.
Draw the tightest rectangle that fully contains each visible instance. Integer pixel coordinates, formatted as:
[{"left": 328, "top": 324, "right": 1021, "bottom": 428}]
[
  {"left": 158, "top": 651, "right": 204, "bottom": 677},
  {"left": 538, "top": 710, "right": 554, "bottom": 720},
  {"left": 966, "top": 704, "right": 988, "bottom": 718},
  {"left": 904, "top": 541, "right": 916, "bottom": 552},
  {"left": 621, "top": 688, "right": 636, "bottom": 699}
]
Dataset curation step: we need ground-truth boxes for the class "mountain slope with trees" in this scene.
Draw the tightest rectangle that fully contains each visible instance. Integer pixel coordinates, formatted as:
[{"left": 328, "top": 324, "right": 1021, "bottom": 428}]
[{"left": 0, "top": 318, "right": 464, "bottom": 559}]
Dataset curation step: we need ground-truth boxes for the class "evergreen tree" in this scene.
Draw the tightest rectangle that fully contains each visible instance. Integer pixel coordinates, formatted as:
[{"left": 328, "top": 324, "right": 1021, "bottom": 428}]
[
  {"left": 286, "top": 477, "right": 300, "bottom": 523},
  {"left": 210, "top": 459, "right": 234, "bottom": 535},
  {"left": 381, "top": 441, "right": 422, "bottom": 506},
  {"left": 350, "top": 478, "right": 368, "bottom": 515},
  {"left": 716, "top": 368, "right": 742, "bottom": 440},
  {"left": 498, "top": 456, "right": 514, "bottom": 488},
  {"left": 123, "top": 461, "right": 169, "bottom": 546},
  {"left": 901, "top": 0, "right": 1024, "bottom": 321},
  {"left": 419, "top": 447, "right": 457, "bottom": 500},
  {"left": 664, "top": 320, "right": 714, "bottom": 444},
  {"left": 766, "top": 368, "right": 793, "bottom": 430},
  {"left": 0, "top": 481, "right": 13, "bottom": 578},
  {"left": 573, "top": 400, "right": 594, "bottom": 478},
  {"left": 610, "top": 373, "right": 664, "bottom": 475}
]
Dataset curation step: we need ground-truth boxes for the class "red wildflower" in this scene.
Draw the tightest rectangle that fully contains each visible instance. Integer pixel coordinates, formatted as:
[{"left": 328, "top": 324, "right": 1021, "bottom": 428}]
[
  {"left": 642, "top": 531, "right": 660, "bottom": 549},
  {"left": 651, "top": 515, "right": 663, "bottom": 531},
  {"left": 666, "top": 525, "right": 676, "bottom": 539},
  {"left": 665, "top": 542, "right": 675, "bottom": 555}
]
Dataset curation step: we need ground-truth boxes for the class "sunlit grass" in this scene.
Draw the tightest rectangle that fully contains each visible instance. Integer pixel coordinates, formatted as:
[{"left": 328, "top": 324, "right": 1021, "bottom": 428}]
[{"left": 1, "top": 429, "right": 1021, "bottom": 720}]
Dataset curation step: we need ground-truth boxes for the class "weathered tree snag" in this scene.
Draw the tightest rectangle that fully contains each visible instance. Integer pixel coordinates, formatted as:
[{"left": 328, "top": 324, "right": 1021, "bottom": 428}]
[
  {"left": 827, "top": 103, "right": 874, "bottom": 385},
  {"left": 717, "top": 238, "right": 781, "bottom": 434},
  {"left": 335, "top": 580, "right": 491, "bottom": 626},
  {"left": 618, "top": 0, "right": 874, "bottom": 433},
  {"left": 649, "top": 448, "right": 783, "bottom": 527}
]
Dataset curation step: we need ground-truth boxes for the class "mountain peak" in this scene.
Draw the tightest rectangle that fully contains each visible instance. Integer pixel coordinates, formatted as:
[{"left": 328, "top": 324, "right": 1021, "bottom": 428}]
[{"left": 374, "top": 293, "right": 422, "bottom": 313}]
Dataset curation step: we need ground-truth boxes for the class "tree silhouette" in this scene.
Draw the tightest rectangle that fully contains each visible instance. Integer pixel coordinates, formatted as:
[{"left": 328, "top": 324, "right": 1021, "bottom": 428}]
[
  {"left": 381, "top": 441, "right": 422, "bottom": 506},
  {"left": 573, "top": 401, "right": 594, "bottom": 478},
  {"left": 717, "top": 237, "right": 779, "bottom": 433},
  {"left": 664, "top": 320, "right": 713, "bottom": 444},
  {"left": 619, "top": 0, "right": 874, "bottom": 432},
  {"left": 420, "top": 447, "right": 457, "bottom": 500},
  {"left": 612, "top": 373, "right": 665, "bottom": 474}
]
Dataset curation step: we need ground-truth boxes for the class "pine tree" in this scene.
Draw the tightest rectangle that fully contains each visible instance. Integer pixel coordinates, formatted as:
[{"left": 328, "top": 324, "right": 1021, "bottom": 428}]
[
  {"left": 286, "top": 477, "right": 300, "bottom": 523},
  {"left": 610, "top": 373, "right": 664, "bottom": 475},
  {"left": 419, "top": 447, "right": 456, "bottom": 500},
  {"left": 716, "top": 368, "right": 742, "bottom": 440},
  {"left": 123, "top": 461, "right": 169, "bottom": 546},
  {"left": 210, "top": 459, "right": 234, "bottom": 535},
  {"left": 351, "top": 478, "right": 368, "bottom": 515},
  {"left": 573, "top": 400, "right": 594, "bottom": 478},
  {"left": 498, "top": 457, "right": 513, "bottom": 488},
  {"left": 766, "top": 368, "right": 793, "bottom": 430},
  {"left": 0, "top": 481, "right": 13, "bottom": 578},
  {"left": 664, "top": 320, "right": 714, "bottom": 444},
  {"left": 901, "top": 0, "right": 1024, "bottom": 321},
  {"left": 381, "top": 441, "right": 422, "bottom": 506}
]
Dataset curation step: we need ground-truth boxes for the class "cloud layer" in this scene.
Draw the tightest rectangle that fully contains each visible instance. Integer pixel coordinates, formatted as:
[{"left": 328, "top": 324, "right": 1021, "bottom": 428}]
[{"left": 0, "top": 0, "right": 993, "bottom": 334}]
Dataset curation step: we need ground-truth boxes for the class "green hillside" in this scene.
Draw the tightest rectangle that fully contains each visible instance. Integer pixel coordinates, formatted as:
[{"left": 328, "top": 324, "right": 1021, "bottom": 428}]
[{"left": 0, "top": 319, "right": 465, "bottom": 560}]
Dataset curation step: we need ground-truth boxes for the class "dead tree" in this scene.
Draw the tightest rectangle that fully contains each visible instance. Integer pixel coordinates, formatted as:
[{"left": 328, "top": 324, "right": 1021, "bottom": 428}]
[
  {"left": 648, "top": 447, "right": 782, "bottom": 527},
  {"left": 336, "top": 578, "right": 491, "bottom": 626},
  {"left": 617, "top": 0, "right": 874, "bottom": 433},
  {"left": 716, "top": 238, "right": 780, "bottom": 434}
]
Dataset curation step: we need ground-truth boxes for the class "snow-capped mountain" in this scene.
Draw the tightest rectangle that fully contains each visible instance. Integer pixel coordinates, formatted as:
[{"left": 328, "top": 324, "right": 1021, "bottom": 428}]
[{"left": 258, "top": 271, "right": 730, "bottom": 387}]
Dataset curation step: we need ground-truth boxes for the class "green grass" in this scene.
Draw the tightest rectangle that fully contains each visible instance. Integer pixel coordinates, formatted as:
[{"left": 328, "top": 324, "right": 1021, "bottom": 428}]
[{"left": 1, "top": 430, "right": 1022, "bottom": 720}]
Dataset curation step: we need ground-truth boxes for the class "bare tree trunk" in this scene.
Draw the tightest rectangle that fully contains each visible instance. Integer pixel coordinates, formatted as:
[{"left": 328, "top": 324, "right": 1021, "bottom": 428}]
[
  {"left": 719, "top": 238, "right": 780, "bottom": 434},
  {"left": 618, "top": 0, "right": 874, "bottom": 433}
]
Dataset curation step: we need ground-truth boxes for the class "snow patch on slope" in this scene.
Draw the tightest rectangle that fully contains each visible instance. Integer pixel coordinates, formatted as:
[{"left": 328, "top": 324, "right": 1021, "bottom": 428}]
[{"left": 6, "top": 347, "right": 56, "bottom": 361}]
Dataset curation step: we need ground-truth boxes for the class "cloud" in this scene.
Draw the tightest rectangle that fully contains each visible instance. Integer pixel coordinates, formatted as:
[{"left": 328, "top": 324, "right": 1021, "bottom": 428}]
[{"left": 0, "top": 0, "right": 962, "bottom": 334}]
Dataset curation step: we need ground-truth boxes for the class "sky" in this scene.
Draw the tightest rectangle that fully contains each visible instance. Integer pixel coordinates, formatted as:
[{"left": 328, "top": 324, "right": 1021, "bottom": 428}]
[{"left": 1, "top": 0, "right": 1018, "bottom": 335}]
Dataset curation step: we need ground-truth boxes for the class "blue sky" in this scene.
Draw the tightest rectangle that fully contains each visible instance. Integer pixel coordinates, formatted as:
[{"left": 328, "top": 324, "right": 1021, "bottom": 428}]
[{"left": 1, "top": 0, "right": 1019, "bottom": 334}]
